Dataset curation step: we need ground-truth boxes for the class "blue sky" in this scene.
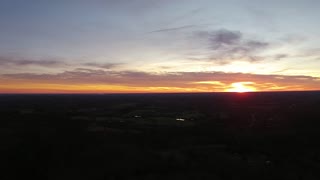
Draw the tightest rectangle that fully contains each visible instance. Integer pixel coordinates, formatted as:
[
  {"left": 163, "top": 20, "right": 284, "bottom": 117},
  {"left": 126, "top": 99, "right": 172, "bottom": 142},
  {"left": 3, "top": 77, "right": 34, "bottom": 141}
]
[{"left": 0, "top": 0, "right": 319, "bottom": 92}]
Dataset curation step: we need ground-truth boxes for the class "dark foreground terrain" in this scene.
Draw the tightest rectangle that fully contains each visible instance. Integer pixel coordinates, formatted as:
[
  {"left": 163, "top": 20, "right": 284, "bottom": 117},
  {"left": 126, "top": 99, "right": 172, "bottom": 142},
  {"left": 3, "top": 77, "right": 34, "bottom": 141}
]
[{"left": 1, "top": 92, "right": 320, "bottom": 180}]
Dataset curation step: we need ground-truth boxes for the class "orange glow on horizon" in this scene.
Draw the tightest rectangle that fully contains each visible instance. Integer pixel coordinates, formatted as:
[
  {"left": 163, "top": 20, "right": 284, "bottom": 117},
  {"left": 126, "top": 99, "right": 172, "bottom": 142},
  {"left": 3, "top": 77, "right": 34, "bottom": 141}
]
[
  {"left": 226, "top": 82, "right": 257, "bottom": 93},
  {"left": 0, "top": 80, "right": 318, "bottom": 94}
]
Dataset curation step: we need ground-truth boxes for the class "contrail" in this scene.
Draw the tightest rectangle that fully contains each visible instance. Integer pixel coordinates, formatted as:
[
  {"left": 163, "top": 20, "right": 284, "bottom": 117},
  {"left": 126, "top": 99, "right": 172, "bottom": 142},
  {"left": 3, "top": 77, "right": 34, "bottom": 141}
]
[{"left": 145, "top": 25, "right": 197, "bottom": 34}]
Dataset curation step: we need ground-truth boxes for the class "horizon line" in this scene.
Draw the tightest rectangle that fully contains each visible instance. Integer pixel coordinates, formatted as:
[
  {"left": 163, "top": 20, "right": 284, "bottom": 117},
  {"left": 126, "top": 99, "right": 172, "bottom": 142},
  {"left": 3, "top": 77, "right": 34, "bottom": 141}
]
[{"left": 1, "top": 90, "right": 320, "bottom": 95}]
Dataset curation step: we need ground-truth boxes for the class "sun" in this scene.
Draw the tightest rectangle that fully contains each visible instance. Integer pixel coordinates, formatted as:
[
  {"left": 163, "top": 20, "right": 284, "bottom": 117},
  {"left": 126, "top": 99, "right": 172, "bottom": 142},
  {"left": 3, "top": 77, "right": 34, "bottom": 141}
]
[{"left": 226, "top": 82, "right": 257, "bottom": 93}]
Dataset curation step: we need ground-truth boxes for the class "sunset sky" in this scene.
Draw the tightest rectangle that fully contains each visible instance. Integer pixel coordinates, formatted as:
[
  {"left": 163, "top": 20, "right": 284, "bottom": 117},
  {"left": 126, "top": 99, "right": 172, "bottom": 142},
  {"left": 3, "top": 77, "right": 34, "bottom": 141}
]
[{"left": 0, "top": 0, "right": 320, "bottom": 93}]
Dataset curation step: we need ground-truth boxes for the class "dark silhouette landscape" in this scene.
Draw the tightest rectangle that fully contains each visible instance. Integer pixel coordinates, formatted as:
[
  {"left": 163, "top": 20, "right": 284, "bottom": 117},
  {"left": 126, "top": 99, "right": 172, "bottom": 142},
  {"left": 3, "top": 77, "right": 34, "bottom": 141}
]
[{"left": 1, "top": 92, "right": 320, "bottom": 179}]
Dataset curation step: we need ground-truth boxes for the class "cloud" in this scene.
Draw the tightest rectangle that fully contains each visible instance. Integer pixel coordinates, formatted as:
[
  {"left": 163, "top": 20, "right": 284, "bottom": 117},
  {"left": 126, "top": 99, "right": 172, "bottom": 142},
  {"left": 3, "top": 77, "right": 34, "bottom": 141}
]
[
  {"left": 193, "top": 29, "right": 269, "bottom": 64},
  {"left": 246, "top": 40, "right": 269, "bottom": 50},
  {"left": 273, "top": 54, "right": 289, "bottom": 60},
  {"left": 205, "top": 29, "right": 242, "bottom": 48},
  {"left": 82, "top": 62, "right": 121, "bottom": 69},
  {"left": 0, "top": 56, "right": 123, "bottom": 71},
  {"left": 0, "top": 56, "right": 64, "bottom": 67}
]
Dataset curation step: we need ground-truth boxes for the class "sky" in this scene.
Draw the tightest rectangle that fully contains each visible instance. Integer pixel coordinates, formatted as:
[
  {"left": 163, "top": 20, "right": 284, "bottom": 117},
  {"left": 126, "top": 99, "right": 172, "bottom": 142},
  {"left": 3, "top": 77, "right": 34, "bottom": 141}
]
[{"left": 0, "top": 0, "right": 320, "bottom": 93}]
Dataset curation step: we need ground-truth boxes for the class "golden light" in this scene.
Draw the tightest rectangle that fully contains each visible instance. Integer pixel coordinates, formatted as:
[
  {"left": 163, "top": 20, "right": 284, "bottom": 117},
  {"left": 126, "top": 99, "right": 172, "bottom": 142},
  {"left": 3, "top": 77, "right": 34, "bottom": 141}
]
[{"left": 226, "top": 82, "right": 257, "bottom": 93}]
